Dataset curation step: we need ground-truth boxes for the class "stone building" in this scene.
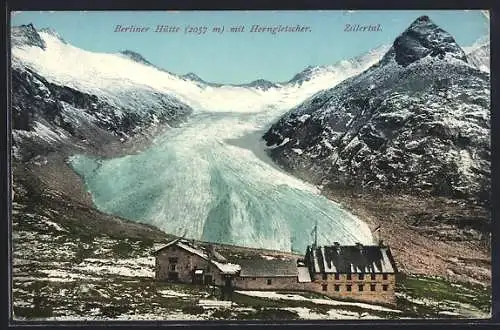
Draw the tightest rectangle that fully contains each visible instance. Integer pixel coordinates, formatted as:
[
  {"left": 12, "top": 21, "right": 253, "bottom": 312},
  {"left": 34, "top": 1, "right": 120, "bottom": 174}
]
[
  {"left": 232, "top": 255, "right": 303, "bottom": 291},
  {"left": 153, "top": 239, "right": 241, "bottom": 287},
  {"left": 153, "top": 239, "right": 398, "bottom": 305}
]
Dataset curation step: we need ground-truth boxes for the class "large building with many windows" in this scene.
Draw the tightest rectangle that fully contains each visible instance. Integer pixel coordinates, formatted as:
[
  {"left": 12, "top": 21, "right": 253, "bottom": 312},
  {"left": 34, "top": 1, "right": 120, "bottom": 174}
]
[
  {"left": 302, "top": 242, "right": 398, "bottom": 304},
  {"left": 153, "top": 239, "right": 398, "bottom": 305}
]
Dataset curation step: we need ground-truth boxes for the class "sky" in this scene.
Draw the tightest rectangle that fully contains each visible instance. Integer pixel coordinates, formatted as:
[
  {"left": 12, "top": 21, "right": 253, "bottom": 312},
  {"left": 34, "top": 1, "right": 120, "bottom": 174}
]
[{"left": 11, "top": 10, "right": 489, "bottom": 84}]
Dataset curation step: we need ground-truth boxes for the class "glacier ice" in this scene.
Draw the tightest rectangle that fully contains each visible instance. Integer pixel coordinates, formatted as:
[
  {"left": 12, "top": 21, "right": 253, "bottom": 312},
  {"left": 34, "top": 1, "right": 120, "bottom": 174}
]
[{"left": 70, "top": 111, "right": 374, "bottom": 253}]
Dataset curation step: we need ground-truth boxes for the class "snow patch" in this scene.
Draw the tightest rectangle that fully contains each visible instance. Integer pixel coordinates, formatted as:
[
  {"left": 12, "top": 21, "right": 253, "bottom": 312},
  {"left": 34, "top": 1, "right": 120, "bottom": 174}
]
[{"left": 235, "top": 291, "right": 401, "bottom": 313}]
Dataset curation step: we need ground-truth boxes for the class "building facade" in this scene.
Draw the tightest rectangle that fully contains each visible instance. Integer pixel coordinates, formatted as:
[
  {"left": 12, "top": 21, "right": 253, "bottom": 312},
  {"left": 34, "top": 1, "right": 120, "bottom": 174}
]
[
  {"left": 153, "top": 239, "right": 398, "bottom": 305},
  {"left": 303, "top": 242, "right": 398, "bottom": 304},
  {"left": 153, "top": 239, "right": 240, "bottom": 287}
]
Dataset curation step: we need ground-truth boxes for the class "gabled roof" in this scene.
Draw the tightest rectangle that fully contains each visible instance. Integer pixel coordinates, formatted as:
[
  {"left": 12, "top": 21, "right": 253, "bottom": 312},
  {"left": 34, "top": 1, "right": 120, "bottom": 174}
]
[
  {"left": 153, "top": 239, "right": 241, "bottom": 274},
  {"left": 153, "top": 238, "right": 181, "bottom": 254},
  {"left": 308, "top": 244, "right": 398, "bottom": 274}
]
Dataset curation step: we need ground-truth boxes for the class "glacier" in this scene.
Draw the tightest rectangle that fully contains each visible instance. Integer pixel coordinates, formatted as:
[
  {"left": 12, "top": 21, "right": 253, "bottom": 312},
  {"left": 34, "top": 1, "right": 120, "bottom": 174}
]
[
  {"left": 70, "top": 110, "right": 374, "bottom": 253},
  {"left": 12, "top": 26, "right": 389, "bottom": 253}
]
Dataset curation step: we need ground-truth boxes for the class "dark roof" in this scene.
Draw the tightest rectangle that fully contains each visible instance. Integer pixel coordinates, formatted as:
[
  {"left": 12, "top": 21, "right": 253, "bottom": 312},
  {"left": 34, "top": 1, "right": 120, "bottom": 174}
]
[
  {"left": 236, "top": 255, "right": 299, "bottom": 277},
  {"left": 308, "top": 244, "right": 398, "bottom": 274},
  {"left": 153, "top": 238, "right": 181, "bottom": 255},
  {"left": 153, "top": 239, "right": 225, "bottom": 262}
]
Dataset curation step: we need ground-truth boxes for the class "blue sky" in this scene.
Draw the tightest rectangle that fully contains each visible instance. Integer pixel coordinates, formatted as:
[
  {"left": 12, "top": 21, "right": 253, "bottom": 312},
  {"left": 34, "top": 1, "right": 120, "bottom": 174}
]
[{"left": 11, "top": 10, "right": 489, "bottom": 84}]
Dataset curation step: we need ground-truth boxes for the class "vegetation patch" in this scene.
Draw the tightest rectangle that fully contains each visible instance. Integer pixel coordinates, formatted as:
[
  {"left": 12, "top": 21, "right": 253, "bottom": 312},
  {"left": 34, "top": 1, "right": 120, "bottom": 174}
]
[
  {"left": 101, "top": 304, "right": 130, "bottom": 318},
  {"left": 112, "top": 240, "right": 134, "bottom": 258},
  {"left": 211, "top": 309, "right": 232, "bottom": 319},
  {"left": 235, "top": 308, "right": 299, "bottom": 320},
  {"left": 181, "top": 305, "right": 205, "bottom": 315},
  {"left": 396, "top": 273, "right": 491, "bottom": 318}
]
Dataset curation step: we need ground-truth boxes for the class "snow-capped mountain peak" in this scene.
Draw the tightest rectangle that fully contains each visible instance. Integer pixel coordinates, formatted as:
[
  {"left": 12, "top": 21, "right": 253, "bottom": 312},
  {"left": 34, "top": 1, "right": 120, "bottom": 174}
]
[
  {"left": 11, "top": 24, "right": 46, "bottom": 49},
  {"left": 465, "top": 36, "right": 490, "bottom": 73},
  {"left": 12, "top": 23, "right": 392, "bottom": 114},
  {"left": 382, "top": 15, "right": 468, "bottom": 67},
  {"left": 264, "top": 16, "right": 490, "bottom": 204},
  {"left": 287, "top": 44, "right": 391, "bottom": 86},
  {"left": 39, "top": 27, "right": 67, "bottom": 44},
  {"left": 240, "top": 79, "right": 280, "bottom": 90},
  {"left": 182, "top": 72, "right": 206, "bottom": 83},
  {"left": 119, "top": 49, "right": 153, "bottom": 66}
]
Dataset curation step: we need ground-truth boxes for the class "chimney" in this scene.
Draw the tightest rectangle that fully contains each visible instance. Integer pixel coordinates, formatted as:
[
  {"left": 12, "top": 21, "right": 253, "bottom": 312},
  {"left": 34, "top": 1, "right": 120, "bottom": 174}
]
[
  {"left": 355, "top": 242, "right": 363, "bottom": 250},
  {"left": 378, "top": 240, "right": 384, "bottom": 247},
  {"left": 333, "top": 242, "right": 340, "bottom": 252}
]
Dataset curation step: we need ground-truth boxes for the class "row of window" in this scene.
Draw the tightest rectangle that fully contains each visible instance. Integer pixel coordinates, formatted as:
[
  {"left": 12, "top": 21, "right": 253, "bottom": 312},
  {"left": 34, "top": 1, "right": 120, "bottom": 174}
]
[
  {"left": 245, "top": 274, "right": 389, "bottom": 282},
  {"left": 322, "top": 273, "right": 389, "bottom": 281},
  {"left": 168, "top": 264, "right": 211, "bottom": 272},
  {"left": 322, "top": 283, "right": 389, "bottom": 292},
  {"left": 237, "top": 278, "right": 273, "bottom": 285}
]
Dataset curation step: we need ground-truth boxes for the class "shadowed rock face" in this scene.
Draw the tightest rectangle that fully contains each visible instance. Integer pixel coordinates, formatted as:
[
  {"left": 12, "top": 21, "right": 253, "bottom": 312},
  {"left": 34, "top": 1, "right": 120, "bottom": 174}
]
[
  {"left": 11, "top": 66, "right": 191, "bottom": 162},
  {"left": 264, "top": 16, "right": 490, "bottom": 205},
  {"left": 11, "top": 24, "right": 46, "bottom": 49},
  {"left": 120, "top": 50, "right": 154, "bottom": 66}
]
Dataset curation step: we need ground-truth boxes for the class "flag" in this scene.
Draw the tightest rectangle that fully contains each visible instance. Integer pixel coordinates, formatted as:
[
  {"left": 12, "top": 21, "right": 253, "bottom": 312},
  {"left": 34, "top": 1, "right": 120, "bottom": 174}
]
[{"left": 373, "top": 225, "right": 381, "bottom": 233}]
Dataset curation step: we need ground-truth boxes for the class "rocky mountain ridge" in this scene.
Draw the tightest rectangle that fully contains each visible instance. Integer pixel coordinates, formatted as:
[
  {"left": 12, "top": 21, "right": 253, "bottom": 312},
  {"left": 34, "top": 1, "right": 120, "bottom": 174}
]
[
  {"left": 465, "top": 37, "right": 490, "bottom": 73},
  {"left": 263, "top": 16, "right": 490, "bottom": 207},
  {"left": 11, "top": 24, "right": 194, "bottom": 163}
]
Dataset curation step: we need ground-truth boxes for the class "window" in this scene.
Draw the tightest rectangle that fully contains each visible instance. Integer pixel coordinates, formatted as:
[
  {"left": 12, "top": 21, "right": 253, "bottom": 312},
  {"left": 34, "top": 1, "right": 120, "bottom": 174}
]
[
  {"left": 346, "top": 274, "right": 352, "bottom": 280},
  {"left": 207, "top": 266, "right": 211, "bottom": 272},
  {"left": 371, "top": 273, "right": 376, "bottom": 280},
  {"left": 370, "top": 284, "right": 376, "bottom": 291},
  {"left": 169, "top": 264, "right": 176, "bottom": 271},
  {"left": 346, "top": 285, "right": 352, "bottom": 292},
  {"left": 358, "top": 273, "right": 364, "bottom": 280},
  {"left": 168, "top": 257, "right": 178, "bottom": 263},
  {"left": 322, "top": 273, "right": 327, "bottom": 280},
  {"left": 383, "top": 284, "right": 388, "bottom": 291},
  {"left": 252, "top": 277, "right": 256, "bottom": 280},
  {"left": 383, "top": 274, "right": 388, "bottom": 280},
  {"left": 334, "top": 285, "right": 340, "bottom": 292},
  {"left": 334, "top": 273, "right": 340, "bottom": 280},
  {"left": 267, "top": 279, "right": 272, "bottom": 285},
  {"left": 322, "top": 284, "right": 328, "bottom": 291},
  {"left": 358, "top": 284, "right": 364, "bottom": 292}
]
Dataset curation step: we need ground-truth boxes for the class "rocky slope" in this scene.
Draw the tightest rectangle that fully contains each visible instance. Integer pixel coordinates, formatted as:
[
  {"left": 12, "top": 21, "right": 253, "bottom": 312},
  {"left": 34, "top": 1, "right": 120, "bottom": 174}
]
[
  {"left": 12, "top": 66, "right": 191, "bottom": 161},
  {"left": 11, "top": 24, "right": 193, "bottom": 164},
  {"left": 264, "top": 16, "right": 490, "bottom": 208}
]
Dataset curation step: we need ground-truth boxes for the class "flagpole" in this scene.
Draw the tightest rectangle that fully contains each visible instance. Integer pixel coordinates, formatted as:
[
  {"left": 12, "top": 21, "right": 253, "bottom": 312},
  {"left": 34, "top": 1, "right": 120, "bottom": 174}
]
[
  {"left": 373, "top": 224, "right": 381, "bottom": 245},
  {"left": 314, "top": 220, "right": 318, "bottom": 248}
]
